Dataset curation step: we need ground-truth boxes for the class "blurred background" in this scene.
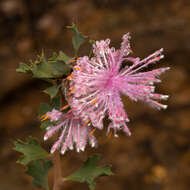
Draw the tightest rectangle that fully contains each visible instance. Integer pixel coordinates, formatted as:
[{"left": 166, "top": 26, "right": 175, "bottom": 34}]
[{"left": 0, "top": 0, "right": 190, "bottom": 189}]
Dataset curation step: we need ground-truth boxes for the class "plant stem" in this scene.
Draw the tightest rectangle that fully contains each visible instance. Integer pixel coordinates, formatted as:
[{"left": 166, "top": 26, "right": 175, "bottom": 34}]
[
  {"left": 53, "top": 82, "right": 65, "bottom": 190},
  {"left": 53, "top": 150, "right": 63, "bottom": 190}
]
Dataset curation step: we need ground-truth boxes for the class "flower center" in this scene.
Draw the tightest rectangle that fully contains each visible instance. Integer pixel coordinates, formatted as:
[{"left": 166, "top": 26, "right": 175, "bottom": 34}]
[
  {"left": 105, "top": 75, "right": 113, "bottom": 88},
  {"left": 100, "top": 71, "right": 117, "bottom": 91}
]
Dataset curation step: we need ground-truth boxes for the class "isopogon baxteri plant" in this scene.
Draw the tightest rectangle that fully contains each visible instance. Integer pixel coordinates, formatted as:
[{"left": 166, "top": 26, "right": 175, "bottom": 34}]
[{"left": 14, "top": 24, "right": 169, "bottom": 190}]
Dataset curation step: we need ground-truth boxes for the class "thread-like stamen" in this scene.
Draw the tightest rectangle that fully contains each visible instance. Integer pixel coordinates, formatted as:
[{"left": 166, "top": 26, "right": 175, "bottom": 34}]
[
  {"left": 108, "top": 130, "right": 112, "bottom": 138},
  {"left": 88, "top": 129, "right": 96, "bottom": 136},
  {"left": 69, "top": 58, "right": 80, "bottom": 63},
  {"left": 40, "top": 114, "right": 47, "bottom": 119},
  {"left": 82, "top": 120, "right": 90, "bottom": 128},
  {"left": 65, "top": 115, "right": 73, "bottom": 119},
  {"left": 63, "top": 110, "right": 73, "bottom": 119},
  {"left": 41, "top": 115, "right": 49, "bottom": 121},
  {"left": 67, "top": 109, "right": 72, "bottom": 113},
  {"left": 74, "top": 66, "right": 81, "bottom": 71},
  {"left": 90, "top": 98, "right": 98, "bottom": 104},
  {"left": 68, "top": 87, "right": 74, "bottom": 95},
  {"left": 66, "top": 74, "right": 73, "bottom": 80},
  {"left": 60, "top": 104, "right": 70, "bottom": 111},
  {"left": 69, "top": 59, "right": 76, "bottom": 63}
]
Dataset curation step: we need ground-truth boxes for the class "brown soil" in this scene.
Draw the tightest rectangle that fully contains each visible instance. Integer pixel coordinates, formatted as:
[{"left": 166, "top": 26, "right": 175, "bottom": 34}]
[{"left": 0, "top": 0, "right": 190, "bottom": 190}]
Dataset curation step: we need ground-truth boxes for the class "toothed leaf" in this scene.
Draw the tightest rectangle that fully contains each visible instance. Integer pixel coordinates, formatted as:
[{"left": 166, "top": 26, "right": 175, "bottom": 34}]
[
  {"left": 25, "top": 160, "right": 53, "bottom": 190},
  {"left": 43, "top": 85, "right": 60, "bottom": 99},
  {"left": 16, "top": 62, "right": 31, "bottom": 73},
  {"left": 66, "top": 154, "right": 113, "bottom": 190},
  {"left": 16, "top": 53, "right": 71, "bottom": 79},
  {"left": 38, "top": 103, "right": 52, "bottom": 118},
  {"left": 67, "top": 23, "right": 87, "bottom": 55},
  {"left": 57, "top": 51, "right": 73, "bottom": 64},
  {"left": 13, "top": 137, "right": 48, "bottom": 165}
]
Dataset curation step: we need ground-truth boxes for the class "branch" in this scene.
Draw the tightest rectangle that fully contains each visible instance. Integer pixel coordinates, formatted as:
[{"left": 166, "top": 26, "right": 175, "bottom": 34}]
[
  {"left": 53, "top": 86, "right": 65, "bottom": 190},
  {"left": 53, "top": 150, "right": 63, "bottom": 190}
]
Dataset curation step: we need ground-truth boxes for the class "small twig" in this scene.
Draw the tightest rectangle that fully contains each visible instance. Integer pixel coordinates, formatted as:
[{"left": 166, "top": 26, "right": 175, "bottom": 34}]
[
  {"left": 53, "top": 84, "right": 65, "bottom": 190},
  {"left": 53, "top": 150, "right": 63, "bottom": 190}
]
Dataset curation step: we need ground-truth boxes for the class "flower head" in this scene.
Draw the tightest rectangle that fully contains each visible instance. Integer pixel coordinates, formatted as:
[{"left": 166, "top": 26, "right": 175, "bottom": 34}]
[
  {"left": 43, "top": 109, "right": 97, "bottom": 154},
  {"left": 68, "top": 33, "right": 169, "bottom": 137}
]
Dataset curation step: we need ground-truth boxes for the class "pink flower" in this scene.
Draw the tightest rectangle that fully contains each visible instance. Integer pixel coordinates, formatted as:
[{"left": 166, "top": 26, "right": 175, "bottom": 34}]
[
  {"left": 43, "top": 109, "right": 97, "bottom": 154},
  {"left": 68, "top": 33, "right": 170, "bottom": 137}
]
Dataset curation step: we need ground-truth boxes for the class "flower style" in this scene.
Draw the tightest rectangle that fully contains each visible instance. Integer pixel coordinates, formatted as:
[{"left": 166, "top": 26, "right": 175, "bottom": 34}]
[
  {"left": 43, "top": 109, "right": 97, "bottom": 154},
  {"left": 68, "top": 33, "right": 170, "bottom": 137}
]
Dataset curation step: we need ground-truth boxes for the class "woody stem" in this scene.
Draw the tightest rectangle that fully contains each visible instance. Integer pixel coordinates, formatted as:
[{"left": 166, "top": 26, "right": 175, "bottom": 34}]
[
  {"left": 53, "top": 150, "right": 63, "bottom": 190},
  {"left": 53, "top": 84, "right": 65, "bottom": 190}
]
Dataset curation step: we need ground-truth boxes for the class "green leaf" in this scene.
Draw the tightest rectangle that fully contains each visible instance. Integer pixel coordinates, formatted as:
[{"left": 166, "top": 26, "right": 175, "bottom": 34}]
[
  {"left": 57, "top": 51, "right": 73, "bottom": 64},
  {"left": 13, "top": 137, "right": 49, "bottom": 165},
  {"left": 65, "top": 154, "right": 113, "bottom": 190},
  {"left": 43, "top": 85, "right": 60, "bottom": 99},
  {"left": 67, "top": 23, "right": 87, "bottom": 55},
  {"left": 16, "top": 62, "right": 31, "bottom": 73},
  {"left": 51, "top": 96, "right": 61, "bottom": 110},
  {"left": 32, "top": 60, "right": 71, "bottom": 79},
  {"left": 38, "top": 103, "right": 52, "bottom": 118},
  {"left": 25, "top": 160, "right": 53, "bottom": 190},
  {"left": 16, "top": 52, "right": 71, "bottom": 79}
]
